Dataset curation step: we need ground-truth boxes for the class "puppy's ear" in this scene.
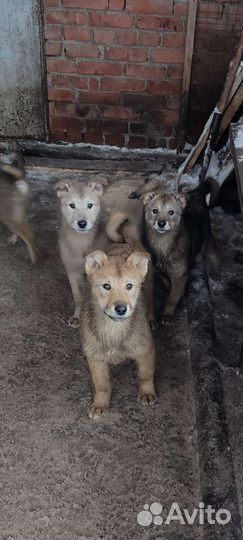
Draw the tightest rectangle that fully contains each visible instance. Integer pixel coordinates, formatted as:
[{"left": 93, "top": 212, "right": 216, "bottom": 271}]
[
  {"left": 1, "top": 165, "right": 24, "bottom": 180},
  {"left": 54, "top": 180, "right": 71, "bottom": 197},
  {"left": 85, "top": 250, "right": 108, "bottom": 276},
  {"left": 140, "top": 191, "right": 157, "bottom": 206},
  {"left": 173, "top": 193, "right": 187, "bottom": 209},
  {"left": 126, "top": 251, "right": 149, "bottom": 279},
  {"left": 88, "top": 181, "right": 104, "bottom": 197}
]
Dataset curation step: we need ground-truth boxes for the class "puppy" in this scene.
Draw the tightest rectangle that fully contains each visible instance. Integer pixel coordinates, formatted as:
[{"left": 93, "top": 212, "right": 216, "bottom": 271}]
[
  {"left": 142, "top": 191, "right": 190, "bottom": 323},
  {"left": 55, "top": 179, "right": 104, "bottom": 328},
  {"left": 0, "top": 165, "right": 39, "bottom": 264},
  {"left": 82, "top": 241, "right": 157, "bottom": 419}
]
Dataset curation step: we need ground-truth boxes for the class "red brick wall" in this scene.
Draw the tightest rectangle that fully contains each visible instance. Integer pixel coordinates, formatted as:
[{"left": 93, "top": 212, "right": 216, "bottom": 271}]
[
  {"left": 43, "top": 0, "right": 187, "bottom": 148},
  {"left": 43, "top": 0, "right": 243, "bottom": 148}
]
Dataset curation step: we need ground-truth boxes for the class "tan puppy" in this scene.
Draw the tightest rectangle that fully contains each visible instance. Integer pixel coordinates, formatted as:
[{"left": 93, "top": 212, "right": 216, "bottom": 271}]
[
  {"left": 142, "top": 191, "right": 190, "bottom": 323},
  {"left": 81, "top": 242, "right": 157, "bottom": 419},
  {"left": 0, "top": 165, "right": 39, "bottom": 264},
  {"left": 55, "top": 179, "right": 104, "bottom": 328},
  {"left": 102, "top": 179, "right": 144, "bottom": 242}
]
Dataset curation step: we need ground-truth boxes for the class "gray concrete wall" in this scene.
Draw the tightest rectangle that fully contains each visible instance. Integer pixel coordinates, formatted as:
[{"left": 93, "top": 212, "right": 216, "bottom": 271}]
[{"left": 0, "top": 0, "right": 46, "bottom": 139}]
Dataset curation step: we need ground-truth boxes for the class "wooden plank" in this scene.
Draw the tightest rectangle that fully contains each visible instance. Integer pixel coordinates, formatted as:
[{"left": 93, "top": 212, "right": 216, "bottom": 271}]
[
  {"left": 230, "top": 123, "right": 243, "bottom": 216},
  {"left": 217, "top": 83, "right": 243, "bottom": 141},
  {"left": 177, "top": 0, "right": 198, "bottom": 153}
]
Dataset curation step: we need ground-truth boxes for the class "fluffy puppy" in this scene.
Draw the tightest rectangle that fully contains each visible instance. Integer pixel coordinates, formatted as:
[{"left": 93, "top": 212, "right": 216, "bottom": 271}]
[
  {"left": 55, "top": 179, "right": 104, "bottom": 328},
  {"left": 81, "top": 242, "right": 157, "bottom": 419},
  {"left": 142, "top": 191, "right": 190, "bottom": 323},
  {"left": 0, "top": 165, "right": 39, "bottom": 264}
]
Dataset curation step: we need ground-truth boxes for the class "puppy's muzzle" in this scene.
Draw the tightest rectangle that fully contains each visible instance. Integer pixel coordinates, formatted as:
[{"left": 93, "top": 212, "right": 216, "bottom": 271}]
[
  {"left": 78, "top": 219, "right": 87, "bottom": 230},
  {"left": 157, "top": 220, "right": 166, "bottom": 230},
  {"left": 115, "top": 304, "right": 127, "bottom": 317}
]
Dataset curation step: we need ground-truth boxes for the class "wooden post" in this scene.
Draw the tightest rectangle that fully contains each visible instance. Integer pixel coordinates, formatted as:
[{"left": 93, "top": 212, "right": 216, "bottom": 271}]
[{"left": 177, "top": 0, "right": 198, "bottom": 153}]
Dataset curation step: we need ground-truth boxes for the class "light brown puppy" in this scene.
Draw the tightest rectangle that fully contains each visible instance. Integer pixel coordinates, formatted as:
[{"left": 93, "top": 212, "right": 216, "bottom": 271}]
[
  {"left": 81, "top": 242, "right": 157, "bottom": 419},
  {"left": 55, "top": 179, "right": 105, "bottom": 328},
  {"left": 0, "top": 165, "right": 39, "bottom": 264},
  {"left": 142, "top": 191, "right": 190, "bottom": 323}
]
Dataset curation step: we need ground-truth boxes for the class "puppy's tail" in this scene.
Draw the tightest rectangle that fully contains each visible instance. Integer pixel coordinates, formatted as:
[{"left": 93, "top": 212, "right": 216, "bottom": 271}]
[{"left": 106, "top": 211, "right": 140, "bottom": 244}]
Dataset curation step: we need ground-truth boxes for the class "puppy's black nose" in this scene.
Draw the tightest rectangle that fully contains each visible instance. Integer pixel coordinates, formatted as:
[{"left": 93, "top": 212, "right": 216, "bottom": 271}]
[
  {"left": 78, "top": 220, "right": 87, "bottom": 229},
  {"left": 115, "top": 304, "right": 127, "bottom": 316},
  {"left": 158, "top": 220, "right": 166, "bottom": 229},
  {"left": 129, "top": 191, "right": 140, "bottom": 199}
]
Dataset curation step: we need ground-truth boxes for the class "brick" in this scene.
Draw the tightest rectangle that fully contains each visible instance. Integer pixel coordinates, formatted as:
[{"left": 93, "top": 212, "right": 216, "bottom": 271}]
[
  {"left": 65, "top": 44, "right": 100, "bottom": 58},
  {"left": 126, "top": 64, "right": 166, "bottom": 79},
  {"left": 128, "top": 135, "right": 147, "bottom": 148},
  {"left": 147, "top": 80, "right": 181, "bottom": 94},
  {"left": 64, "top": 27, "right": 91, "bottom": 41},
  {"left": 77, "top": 62, "right": 122, "bottom": 76},
  {"left": 102, "top": 106, "right": 141, "bottom": 120},
  {"left": 127, "top": 0, "right": 173, "bottom": 15},
  {"left": 94, "top": 28, "right": 116, "bottom": 44},
  {"left": 168, "top": 65, "right": 183, "bottom": 79},
  {"left": 101, "top": 77, "right": 144, "bottom": 92},
  {"left": 198, "top": 2, "right": 224, "bottom": 18},
  {"left": 173, "top": 1, "right": 189, "bottom": 17},
  {"left": 105, "top": 133, "right": 125, "bottom": 147},
  {"left": 51, "top": 130, "right": 67, "bottom": 142},
  {"left": 49, "top": 74, "right": 88, "bottom": 89},
  {"left": 75, "top": 104, "right": 90, "bottom": 117},
  {"left": 116, "top": 30, "right": 137, "bottom": 45},
  {"left": 78, "top": 91, "right": 121, "bottom": 104},
  {"left": 137, "top": 15, "right": 183, "bottom": 31},
  {"left": 163, "top": 32, "right": 185, "bottom": 48},
  {"left": 163, "top": 109, "right": 180, "bottom": 125},
  {"left": 47, "top": 57, "right": 77, "bottom": 73},
  {"left": 63, "top": 0, "right": 108, "bottom": 7},
  {"left": 51, "top": 116, "right": 84, "bottom": 130},
  {"left": 94, "top": 28, "right": 137, "bottom": 45},
  {"left": 45, "top": 10, "right": 87, "bottom": 25},
  {"left": 83, "top": 131, "right": 104, "bottom": 144},
  {"left": 55, "top": 102, "right": 77, "bottom": 114},
  {"left": 90, "top": 12, "right": 135, "bottom": 28},
  {"left": 138, "top": 31, "right": 161, "bottom": 46},
  {"left": 67, "top": 131, "right": 83, "bottom": 143},
  {"left": 151, "top": 48, "right": 184, "bottom": 63},
  {"left": 130, "top": 122, "right": 147, "bottom": 134},
  {"left": 124, "top": 93, "right": 166, "bottom": 109},
  {"left": 108, "top": 0, "right": 125, "bottom": 9},
  {"left": 86, "top": 119, "right": 128, "bottom": 133},
  {"left": 45, "top": 41, "right": 62, "bottom": 56},
  {"left": 89, "top": 78, "right": 100, "bottom": 90},
  {"left": 167, "top": 95, "right": 181, "bottom": 110},
  {"left": 48, "top": 88, "right": 75, "bottom": 101},
  {"left": 45, "top": 25, "right": 62, "bottom": 40},
  {"left": 44, "top": 0, "right": 60, "bottom": 6},
  {"left": 105, "top": 46, "right": 148, "bottom": 62}
]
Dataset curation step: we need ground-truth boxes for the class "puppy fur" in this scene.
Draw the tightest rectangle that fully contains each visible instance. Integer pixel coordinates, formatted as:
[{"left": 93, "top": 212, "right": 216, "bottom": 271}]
[
  {"left": 0, "top": 165, "right": 39, "bottom": 264},
  {"left": 55, "top": 179, "right": 105, "bottom": 328},
  {"left": 81, "top": 241, "right": 156, "bottom": 419},
  {"left": 142, "top": 191, "right": 190, "bottom": 322}
]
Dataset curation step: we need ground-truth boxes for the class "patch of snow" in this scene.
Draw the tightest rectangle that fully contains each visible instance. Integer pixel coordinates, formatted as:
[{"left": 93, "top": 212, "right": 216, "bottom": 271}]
[{"left": 234, "top": 124, "right": 243, "bottom": 149}]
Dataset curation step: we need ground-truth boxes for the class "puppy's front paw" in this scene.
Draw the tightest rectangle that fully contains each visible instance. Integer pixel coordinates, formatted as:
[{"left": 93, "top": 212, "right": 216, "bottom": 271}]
[
  {"left": 8, "top": 233, "right": 18, "bottom": 245},
  {"left": 88, "top": 403, "right": 109, "bottom": 419},
  {"left": 68, "top": 316, "right": 80, "bottom": 329},
  {"left": 139, "top": 392, "right": 157, "bottom": 406}
]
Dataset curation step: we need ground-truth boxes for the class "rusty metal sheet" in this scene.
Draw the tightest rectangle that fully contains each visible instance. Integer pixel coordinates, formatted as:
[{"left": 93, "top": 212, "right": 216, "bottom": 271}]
[{"left": 0, "top": 0, "right": 47, "bottom": 139}]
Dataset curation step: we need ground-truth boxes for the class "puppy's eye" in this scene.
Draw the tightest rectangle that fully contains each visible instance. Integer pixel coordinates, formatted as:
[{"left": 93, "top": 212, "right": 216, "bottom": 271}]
[
  {"left": 168, "top": 210, "right": 174, "bottom": 215},
  {"left": 69, "top": 203, "right": 75, "bottom": 209},
  {"left": 153, "top": 208, "right": 158, "bottom": 214},
  {"left": 103, "top": 283, "right": 111, "bottom": 291},
  {"left": 126, "top": 283, "right": 133, "bottom": 290},
  {"left": 87, "top": 203, "right": 93, "bottom": 209}
]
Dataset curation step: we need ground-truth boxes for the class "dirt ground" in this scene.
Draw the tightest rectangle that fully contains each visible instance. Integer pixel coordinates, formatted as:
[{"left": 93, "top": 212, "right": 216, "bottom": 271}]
[{"left": 0, "top": 161, "right": 242, "bottom": 540}]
